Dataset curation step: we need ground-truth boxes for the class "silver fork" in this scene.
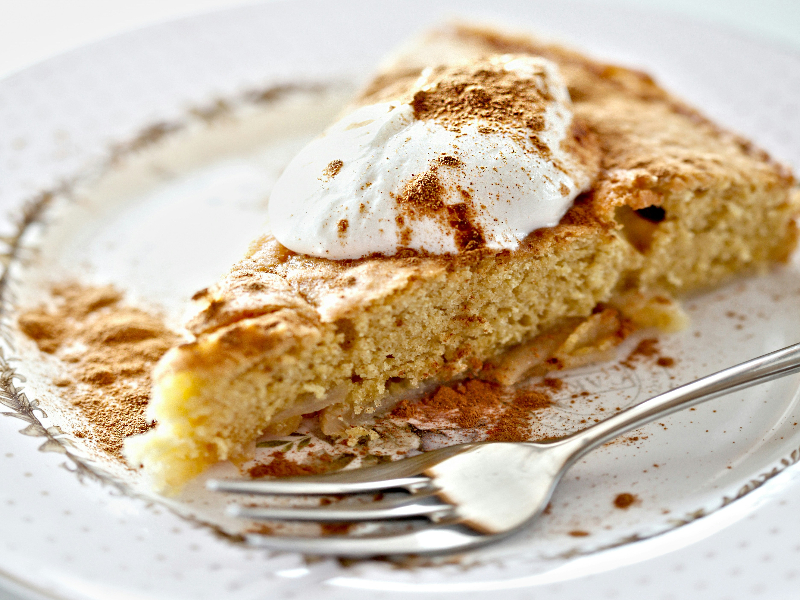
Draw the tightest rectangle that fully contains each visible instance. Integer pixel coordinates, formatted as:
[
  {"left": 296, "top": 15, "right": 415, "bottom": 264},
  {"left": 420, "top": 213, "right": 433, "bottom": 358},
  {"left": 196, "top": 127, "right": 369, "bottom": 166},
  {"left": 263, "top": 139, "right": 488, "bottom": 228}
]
[{"left": 207, "top": 342, "right": 800, "bottom": 557}]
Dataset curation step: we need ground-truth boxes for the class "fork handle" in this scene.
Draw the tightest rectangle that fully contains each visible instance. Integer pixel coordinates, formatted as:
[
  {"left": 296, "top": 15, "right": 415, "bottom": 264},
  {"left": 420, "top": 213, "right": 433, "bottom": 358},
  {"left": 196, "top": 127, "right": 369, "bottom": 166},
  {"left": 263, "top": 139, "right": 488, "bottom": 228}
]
[{"left": 556, "top": 341, "right": 800, "bottom": 464}]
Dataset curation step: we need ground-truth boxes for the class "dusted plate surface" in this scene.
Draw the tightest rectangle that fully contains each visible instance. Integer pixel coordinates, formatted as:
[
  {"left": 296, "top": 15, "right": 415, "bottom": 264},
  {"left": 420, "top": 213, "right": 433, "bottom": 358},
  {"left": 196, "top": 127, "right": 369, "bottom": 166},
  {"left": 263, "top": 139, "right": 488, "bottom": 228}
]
[{"left": 1, "top": 1, "right": 800, "bottom": 599}]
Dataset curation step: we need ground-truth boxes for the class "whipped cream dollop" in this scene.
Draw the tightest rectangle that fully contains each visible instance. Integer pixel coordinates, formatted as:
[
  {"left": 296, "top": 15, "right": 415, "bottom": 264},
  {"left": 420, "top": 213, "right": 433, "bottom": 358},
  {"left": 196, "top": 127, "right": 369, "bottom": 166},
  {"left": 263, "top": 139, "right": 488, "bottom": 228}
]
[{"left": 269, "top": 55, "right": 596, "bottom": 259}]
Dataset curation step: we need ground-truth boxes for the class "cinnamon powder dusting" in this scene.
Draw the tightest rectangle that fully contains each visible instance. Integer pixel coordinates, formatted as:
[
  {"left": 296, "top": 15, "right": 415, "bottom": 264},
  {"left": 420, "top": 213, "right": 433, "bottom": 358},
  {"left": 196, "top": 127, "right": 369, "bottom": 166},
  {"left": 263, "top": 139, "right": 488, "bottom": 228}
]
[
  {"left": 628, "top": 338, "right": 659, "bottom": 360},
  {"left": 622, "top": 338, "right": 675, "bottom": 369},
  {"left": 613, "top": 492, "right": 637, "bottom": 509},
  {"left": 322, "top": 159, "right": 343, "bottom": 179},
  {"left": 486, "top": 388, "right": 551, "bottom": 442},
  {"left": 17, "top": 284, "right": 179, "bottom": 459},
  {"left": 395, "top": 163, "right": 486, "bottom": 251},
  {"left": 248, "top": 452, "right": 322, "bottom": 478},
  {"left": 247, "top": 451, "right": 355, "bottom": 478},
  {"left": 392, "top": 58, "right": 560, "bottom": 254},
  {"left": 392, "top": 378, "right": 551, "bottom": 441},
  {"left": 410, "top": 61, "right": 551, "bottom": 136},
  {"left": 392, "top": 379, "right": 504, "bottom": 429},
  {"left": 321, "top": 522, "right": 355, "bottom": 535}
]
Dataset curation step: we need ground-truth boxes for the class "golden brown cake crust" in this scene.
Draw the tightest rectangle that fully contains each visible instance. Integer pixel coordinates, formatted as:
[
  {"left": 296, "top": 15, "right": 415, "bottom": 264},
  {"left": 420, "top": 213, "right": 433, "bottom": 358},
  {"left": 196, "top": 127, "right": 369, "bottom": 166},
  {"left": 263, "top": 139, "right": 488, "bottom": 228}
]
[{"left": 187, "top": 198, "right": 615, "bottom": 333}]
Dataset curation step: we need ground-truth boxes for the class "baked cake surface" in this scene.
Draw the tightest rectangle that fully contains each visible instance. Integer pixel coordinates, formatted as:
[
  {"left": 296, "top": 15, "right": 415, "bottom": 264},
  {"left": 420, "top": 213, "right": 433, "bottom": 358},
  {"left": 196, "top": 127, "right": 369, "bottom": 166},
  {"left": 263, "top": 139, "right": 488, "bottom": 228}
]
[{"left": 124, "top": 24, "right": 798, "bottom": 491}]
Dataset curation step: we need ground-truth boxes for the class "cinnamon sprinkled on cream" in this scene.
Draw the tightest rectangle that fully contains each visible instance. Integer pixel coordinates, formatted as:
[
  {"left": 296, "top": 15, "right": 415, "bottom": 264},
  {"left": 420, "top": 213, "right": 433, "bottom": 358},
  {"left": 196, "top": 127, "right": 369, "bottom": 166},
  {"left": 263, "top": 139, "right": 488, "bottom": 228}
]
[
  {"left": 394, "top": 163, "right": 486, "bottom": 251},
  {"left": 410, "top": 59, "right": 552, "bottom": 140},
  {"left": 268, "top": 54, "right": 599, "bottom": 259},
  {"left": 322, "top": 159, "right": 343, "bottom": 179}
]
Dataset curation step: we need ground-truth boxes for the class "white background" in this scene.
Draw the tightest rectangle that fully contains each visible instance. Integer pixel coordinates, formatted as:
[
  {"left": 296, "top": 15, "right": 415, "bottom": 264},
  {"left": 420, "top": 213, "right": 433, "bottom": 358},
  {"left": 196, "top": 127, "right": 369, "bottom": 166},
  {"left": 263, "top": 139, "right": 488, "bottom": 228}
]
[
  {"left": 0, "top": 0, "right": 799, "bottom": 80},
  {"left": 0, "top": 1, "right": 798, "bottom": 599}
]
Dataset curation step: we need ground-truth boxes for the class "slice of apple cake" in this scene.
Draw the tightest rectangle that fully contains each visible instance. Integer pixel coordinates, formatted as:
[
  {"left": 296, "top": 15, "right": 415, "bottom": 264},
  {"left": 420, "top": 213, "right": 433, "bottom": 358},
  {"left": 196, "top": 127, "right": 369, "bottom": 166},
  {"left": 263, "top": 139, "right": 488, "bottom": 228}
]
[{"left": 124, "top": 24, "right": 798, "bottom": 492}]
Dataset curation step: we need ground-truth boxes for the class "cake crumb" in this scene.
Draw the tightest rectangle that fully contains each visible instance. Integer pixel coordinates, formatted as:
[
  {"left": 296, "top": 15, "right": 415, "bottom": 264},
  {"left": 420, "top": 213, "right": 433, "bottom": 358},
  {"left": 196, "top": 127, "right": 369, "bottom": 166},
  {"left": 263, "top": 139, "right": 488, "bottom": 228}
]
[{"left": 343, "top": 426, "right": 379, "bottom": 447}]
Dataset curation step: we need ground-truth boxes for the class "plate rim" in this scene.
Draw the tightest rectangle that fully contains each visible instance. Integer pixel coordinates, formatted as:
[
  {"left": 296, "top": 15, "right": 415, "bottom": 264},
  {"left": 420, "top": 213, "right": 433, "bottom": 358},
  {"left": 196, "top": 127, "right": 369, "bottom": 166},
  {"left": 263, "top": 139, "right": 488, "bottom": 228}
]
[{"left": 2, "top": 1, "right": 800, "bottom": 598}]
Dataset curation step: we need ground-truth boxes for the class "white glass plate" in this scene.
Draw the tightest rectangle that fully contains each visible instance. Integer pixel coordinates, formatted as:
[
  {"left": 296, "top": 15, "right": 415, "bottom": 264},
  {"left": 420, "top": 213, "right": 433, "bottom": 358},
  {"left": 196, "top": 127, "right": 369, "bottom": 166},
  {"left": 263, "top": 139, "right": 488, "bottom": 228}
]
[{"left": 1, "top": 1, "right": 800, "bottom": 599}]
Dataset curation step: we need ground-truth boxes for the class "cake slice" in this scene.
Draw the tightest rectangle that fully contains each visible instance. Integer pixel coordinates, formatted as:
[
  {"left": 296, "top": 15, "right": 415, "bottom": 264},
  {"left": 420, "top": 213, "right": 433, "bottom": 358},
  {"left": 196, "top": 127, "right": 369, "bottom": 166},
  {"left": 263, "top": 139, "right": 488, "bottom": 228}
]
[{"left": 124, "top": 24, "right": 798, "bottom": 492}]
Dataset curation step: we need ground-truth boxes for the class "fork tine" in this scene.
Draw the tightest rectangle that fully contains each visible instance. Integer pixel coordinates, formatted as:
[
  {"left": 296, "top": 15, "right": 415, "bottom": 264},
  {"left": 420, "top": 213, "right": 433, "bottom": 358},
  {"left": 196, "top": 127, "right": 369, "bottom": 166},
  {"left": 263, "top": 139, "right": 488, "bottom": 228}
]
[
  {"left": 228, "top": 492, "right": 453, "bottom": 522},
  {"left": 207, "top": 475, "right": 431, "bottom": 496},
  {"left": 245, "top": 523, "right": 493, "bottom": 557}
]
